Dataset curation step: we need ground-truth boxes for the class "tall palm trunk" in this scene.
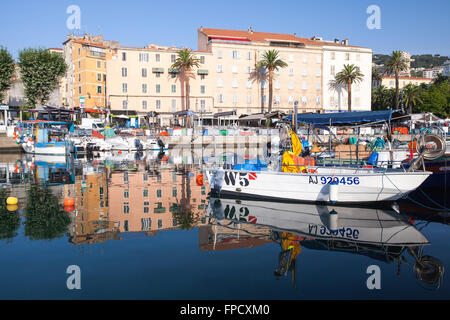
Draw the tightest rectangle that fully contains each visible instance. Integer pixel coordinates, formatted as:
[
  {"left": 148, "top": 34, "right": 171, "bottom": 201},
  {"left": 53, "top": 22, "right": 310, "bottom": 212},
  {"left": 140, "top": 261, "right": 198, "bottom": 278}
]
[
  {"left": 268, "top": 70, "right": 274, "bottom": 112},
  {"left": 185, "top": 72, "right": 190, "bottom": 111},
  {"left": 347, "top": 80, "right": 352, "bottom": 112},
  {"left": 395, "top": 69, "right": 399, "bottom": 108}
]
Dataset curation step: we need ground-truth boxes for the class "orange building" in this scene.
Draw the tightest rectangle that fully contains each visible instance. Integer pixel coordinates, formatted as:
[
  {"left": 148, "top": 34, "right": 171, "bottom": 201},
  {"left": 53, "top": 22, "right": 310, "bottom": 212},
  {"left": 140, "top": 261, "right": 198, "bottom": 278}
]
[{"left": 63, "top": 34, "right": 118, "bottom": 110}]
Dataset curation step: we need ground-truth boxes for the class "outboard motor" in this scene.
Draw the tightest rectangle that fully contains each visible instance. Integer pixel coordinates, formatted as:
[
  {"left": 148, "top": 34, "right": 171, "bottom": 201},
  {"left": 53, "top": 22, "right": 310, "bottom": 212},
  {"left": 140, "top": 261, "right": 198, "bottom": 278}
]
[
  {"left": 157, "top": 138, "right": 165, "bottom": 151},
  {"left": 134, "top": 138, "right": 144, "bottom": 151}
]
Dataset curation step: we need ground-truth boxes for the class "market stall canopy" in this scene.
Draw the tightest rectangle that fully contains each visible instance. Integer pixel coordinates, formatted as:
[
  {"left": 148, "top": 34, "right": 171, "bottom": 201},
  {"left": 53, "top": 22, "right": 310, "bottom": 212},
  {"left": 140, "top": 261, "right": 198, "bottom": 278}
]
[
  {"left": 284, "top": 110, "right": 397, "bottom": 125},
  {"left": 174, "top": 110, "right": 195, "bottom": 117},
  {"left": 214, "top": 111, "right": 236, "bottom": 118},
  {"left": 410, "top": 113, "right": 442, "bottom": 122}
]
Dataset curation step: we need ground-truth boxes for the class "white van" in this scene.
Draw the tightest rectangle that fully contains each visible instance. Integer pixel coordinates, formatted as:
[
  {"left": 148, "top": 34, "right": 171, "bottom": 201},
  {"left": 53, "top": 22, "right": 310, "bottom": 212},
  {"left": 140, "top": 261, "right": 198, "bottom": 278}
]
[{"left": 79, "top": 118, "right": 105, "bottom": 131}]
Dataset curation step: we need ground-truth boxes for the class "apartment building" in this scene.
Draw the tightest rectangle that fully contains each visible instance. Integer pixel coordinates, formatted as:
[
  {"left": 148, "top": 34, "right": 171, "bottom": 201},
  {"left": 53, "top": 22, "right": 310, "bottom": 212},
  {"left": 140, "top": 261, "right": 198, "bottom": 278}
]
[
  {"left": 321, "top": 39, "right": 372, "bottom": 112},
  {"left": 198, "top": 27, "right": 324, "bottom": 114},
  {"left": 63, "top": 34, "right": 118, "bottom": 109},
  {"left": 107, "top": 45, "right": 213, "bottom": 125},
  {"left": 379, "top": 75, "right": 432, "bottom": 89},
  {"left": 423, "top": 66, "right": 443, "bottom": 79}
]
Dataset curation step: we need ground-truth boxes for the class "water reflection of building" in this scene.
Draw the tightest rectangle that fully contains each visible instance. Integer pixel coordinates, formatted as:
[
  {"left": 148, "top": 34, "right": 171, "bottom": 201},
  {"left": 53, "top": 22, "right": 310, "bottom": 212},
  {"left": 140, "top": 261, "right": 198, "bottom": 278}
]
[
  {"left": 67, "top": 164, "right": 119, "bottom": 244},
  {"left": 108, "top": 166, "right": 208, "bottom": 233}
]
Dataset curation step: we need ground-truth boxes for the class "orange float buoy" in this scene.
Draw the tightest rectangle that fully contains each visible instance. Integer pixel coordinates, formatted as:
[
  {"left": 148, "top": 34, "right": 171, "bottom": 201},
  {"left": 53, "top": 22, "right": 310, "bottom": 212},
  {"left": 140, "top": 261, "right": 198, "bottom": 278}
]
[
  {"left": 196, "top": 174, "right": 204, "bottom": 186},
  {"left": 64, "top": 205, "right": 75, "bottom": 213},
  {"left": 64, "top": 198, "right": 75, "bottom": 206},
  {"left": 118, "top": 150, "right": 122, "bottom": 154}
]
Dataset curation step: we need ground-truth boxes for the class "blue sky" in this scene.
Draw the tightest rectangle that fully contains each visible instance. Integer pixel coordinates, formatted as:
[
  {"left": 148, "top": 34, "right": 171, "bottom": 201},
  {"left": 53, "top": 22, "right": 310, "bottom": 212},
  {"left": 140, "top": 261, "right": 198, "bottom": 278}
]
[{"left": 1, "top": 0, "right": 449, "bottom": 58}]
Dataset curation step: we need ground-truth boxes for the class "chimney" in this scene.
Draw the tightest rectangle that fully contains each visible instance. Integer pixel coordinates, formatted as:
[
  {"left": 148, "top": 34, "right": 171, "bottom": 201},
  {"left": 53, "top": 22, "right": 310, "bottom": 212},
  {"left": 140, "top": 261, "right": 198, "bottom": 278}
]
[
  {"left": 199, "top": 26, "right": 203, "bottom": 31},
  {"left": 334, "top": 38, "right": 339, "bottom": 43},
  {"left": 248, "top": 27, "right": 253, "bottom": 34},
  {"left": 341, "top": 39, "right": 349, "bottom": 45},
  {"left": 293, "top": 33, "right": 297, "bottom": 37}
]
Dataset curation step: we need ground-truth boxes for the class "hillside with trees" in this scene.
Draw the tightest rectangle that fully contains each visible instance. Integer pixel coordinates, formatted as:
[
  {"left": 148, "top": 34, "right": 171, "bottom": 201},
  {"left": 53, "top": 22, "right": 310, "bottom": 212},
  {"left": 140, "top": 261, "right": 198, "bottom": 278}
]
[{"left": 373, "top": 53, "right": 448, "bottom": 68}]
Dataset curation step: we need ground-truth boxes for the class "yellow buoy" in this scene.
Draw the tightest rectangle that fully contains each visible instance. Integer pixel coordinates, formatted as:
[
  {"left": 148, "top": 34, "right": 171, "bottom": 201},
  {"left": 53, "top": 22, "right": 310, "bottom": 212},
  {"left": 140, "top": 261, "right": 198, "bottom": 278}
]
[
  {"left": 7, "top": 204, "right": 18, "bottom": 212},
  {"left": 6, "top": 197, "right": 18, "bottom": 205}
]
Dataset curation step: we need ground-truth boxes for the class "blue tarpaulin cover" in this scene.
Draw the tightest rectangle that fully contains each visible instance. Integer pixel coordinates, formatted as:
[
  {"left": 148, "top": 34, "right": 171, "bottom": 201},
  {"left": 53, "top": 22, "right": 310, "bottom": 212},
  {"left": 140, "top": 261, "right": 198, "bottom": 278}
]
[{"left": 285, "top": 110, "right": 394, "bottom": 125}]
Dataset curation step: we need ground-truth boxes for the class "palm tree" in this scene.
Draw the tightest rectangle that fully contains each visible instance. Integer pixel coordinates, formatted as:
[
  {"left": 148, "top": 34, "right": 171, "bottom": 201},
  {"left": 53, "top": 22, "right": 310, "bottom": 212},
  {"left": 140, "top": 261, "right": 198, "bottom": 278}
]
[
  {"left": 170, "top": 49, "right": 201, "bottom": 112},
  {"left": 257, "top": 50, "right": 288, "bottom": 112},
  {"left": 249, "top": 61, "right": 268, "bottom": 113},
  {"left": 371, "top": 66, "right": 383, "bottom": 87},
  {"left": 334, "top": 64, "right": 364, "bottom": 112},
  {"left": 402, "top": 84, "right": 423, "bottom": 114},
  {"left": 384, "top": 51, "right": 409, "bottom": 108}
]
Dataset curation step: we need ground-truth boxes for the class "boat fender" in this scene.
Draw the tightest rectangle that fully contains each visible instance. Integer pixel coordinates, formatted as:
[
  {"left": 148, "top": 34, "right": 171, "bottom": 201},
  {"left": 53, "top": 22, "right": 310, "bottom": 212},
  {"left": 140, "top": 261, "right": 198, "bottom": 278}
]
[
  {"left": 196, "top": 174, "right": 204, "bottom": 186},
  {"left": 6, "top": 197, "right": 18, "bottom": 205},
  {"left": 328, "top": 209, "right": 339, "bottom": 232},
  {"left": 329, "top": 181, "right": 338, "bottom": 203},
  {"left": 64, "top": 198, "right": 75, "bottom": 206}
]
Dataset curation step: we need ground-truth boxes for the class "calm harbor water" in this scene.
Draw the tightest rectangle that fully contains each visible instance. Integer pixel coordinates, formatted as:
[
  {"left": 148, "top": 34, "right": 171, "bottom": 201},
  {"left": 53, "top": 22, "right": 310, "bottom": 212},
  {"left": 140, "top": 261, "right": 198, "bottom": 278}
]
[{"left": 0, "top": 150, "right": 448, "bottom": 300}]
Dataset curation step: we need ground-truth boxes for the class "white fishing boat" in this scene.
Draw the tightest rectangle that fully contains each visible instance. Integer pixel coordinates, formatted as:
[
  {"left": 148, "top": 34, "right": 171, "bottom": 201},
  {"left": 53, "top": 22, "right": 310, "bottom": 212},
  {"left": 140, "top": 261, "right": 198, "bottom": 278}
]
[
  {"left": 206, "top": 167, "right": 432, "bottom": 204},
  {"left": 207, "top": 197, "right": 429, "bottom": 245}
]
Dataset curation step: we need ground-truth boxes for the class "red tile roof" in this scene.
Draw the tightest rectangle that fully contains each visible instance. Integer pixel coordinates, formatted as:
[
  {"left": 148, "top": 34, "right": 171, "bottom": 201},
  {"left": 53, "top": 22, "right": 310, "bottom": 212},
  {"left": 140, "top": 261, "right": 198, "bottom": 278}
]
[{"left": 382, "top": 76, "right": 432, "bottom": 81}]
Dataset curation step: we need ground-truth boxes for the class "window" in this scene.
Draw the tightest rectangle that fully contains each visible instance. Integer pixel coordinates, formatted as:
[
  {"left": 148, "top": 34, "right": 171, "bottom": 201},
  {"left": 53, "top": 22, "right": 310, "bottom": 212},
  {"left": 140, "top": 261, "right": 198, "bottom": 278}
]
[
  {"left": 275, "top": 80, "right": 280, "bottom": 90},
  {"left": 302, "top": 96, "right": 308, "bottom": 104},
  {"left": 355, "top": 97, "right": 360, "bottom": 105},
  {"left": 139, "top": 53, "right": 149, "bottom": 62},
  {"left": 316, "top": 82, "right": 321, "bottom": 90},
  {"left": 288, "top": 81, "right": 294, "bottom": 90},
  {"left": 200, "top": 99, "right": 206, "bottom": 111},
  {"left": 316, "top": 69, "right": 321, "bottom": 77},
  {"left": 302, "top": 69, "right": 307, "bottom": 77},
  {"left": 123, "top": 171, "right": 128, "bottom": 183},
  {"left": 232, "top": 95, "right": 238, "bottom": 103},
  {"left": 155, "top": 84, "right": 160, "bottom": 93},
  {"left": 142, "top": 100, "right": 147, "bottom": 109},
  {"left": 171, "top": 99, "right": 176, "bottom": 112},
  {"left": 172, "top": 187, "right": 177, "bottom": 197},
  {"left": 123, "top": 204, "right": 129, "bottom": 214},
  {"left": 246, "top": 66, "right": 251, "bottom": 74},
  {"left": 122, "top": 100, "right": 128, "bottom": 109},
  {"left": 122, "top": 83, "right": 127, "bottom": 93},
  {"left": 121, "top": 67, "right": 127, "bottom": 77},
  {"left": 331, "top": 52, "right": 335, "bottom": 60},
  {"left": 97, "top": 73, "right": 102, "bottom": 81},
  {"left": 232, "top": 50, "right": 240, "bottom": 59},
  {"left": 200, "top": 85, "right": 205, "bottom": 94},
  {"left": 157, "top": 189, "right": 162, "bottom": 198},
  {"left": 274, "top": 95, "right": 280, "bottom": 104},
  {"left": 78, "top": 74, "right": 81, "bottom": 82},
  {"left": 78, "top": 86, "right": 81, "bottom": 94},
  {"left": 345, "top": 53, "right": 350, "bottom": 60},
  {"left": 142, "top": 83, "right": 147, "bottom": 93},
  {"left": 217, "top": 64, "right": 223, "bottom": 73},
  {"left": 143, "top": 189, "right": 149, "bottom": 197},
  {"left": 316, "top": 96, "right": 321, "bottom": 105},
  {"left": 155, "top": 100, "right": 161, "bottom": 109},
  {"left": 97, "top": 85, "right": 102, "bottom": 94},
  {"left": 103, "top": 74, "right": 106, "bottom": 82},
  {"left": 247, "top": 51, "right": 251, "bottom": 60},
  {"left": 232, "top": 65, "right": 238, "bottom": 73},
  {"left": 289, "top": 54, "right": 294, "bottom": 62},
  {"left": 289, "top": 68, "right": 294, "bottom": 76},
  {"left": 78, "top": 48, "right": 80, "bottom": 55},
  {"left": 232, "top": 79, "right": 238, "bottom": 88},
  {"left": 356, "top": 54, "right": 360, "bottom": 61},
  {"left": 156, "top": 73, "right": 161, "bottom": 78},
  {"left": 246, "top": 95, "right": 251, "bottom": 104},
  {"left": 217, "top": 78, "right": 223, "bottom": 87},
  {"left": 142, "top": 68, "right": 147, "bottom": 77},
  {"left": 78, "top": 61, "right": 81, "bottom": 68},
  {"left": 171, "top": 84, "right": 176, "bottom": 93},
  {"left": 155, "top": 54, "right": 160, "bottom": 62},
  {"left": 246, "top": 80, "right": 252, "bottom": 89},
  {"left": 158, "top": 219, "right": 162, "bottom": 229},
  {"left": 200, "top": 56, "right": 205, "bottom": 64},
  {"left": 171, "top": 54, "right": 176, "bottom": 63},
  {"left": 288, "top": 96, "right": 294, "bottom": 104},
  {"left": 331, "top": 65, "right": 335, "bottom": 75},
  {"left": 122, "top": 52, "right": 126, "bottom": 61},
  {"left": 217, "top": 50, "right": 222, "bottom": 58},
  {"left": 302, "top": 81, "right": 307, "bottom": 90},
  {"left": 262, "top": 95, "right": 266, "bottom": 104},
  {"left": 218, "top": 94, "right": 224, "bottom": 103},
  {"left": 123, "top": 189, "right": 129, "bottom": 198}
]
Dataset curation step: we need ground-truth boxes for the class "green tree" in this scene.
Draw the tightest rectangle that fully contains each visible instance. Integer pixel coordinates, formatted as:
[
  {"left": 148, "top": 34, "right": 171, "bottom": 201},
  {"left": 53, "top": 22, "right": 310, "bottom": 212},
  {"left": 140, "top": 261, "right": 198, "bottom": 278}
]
[
  {"left": 24, "top": 184, "right": 71, "bottom": 240},
  {"left": 384, "top": 51, "right": 409, "bottom": 108},
  {"left": 371, "top": 66, "right": 383, "bottom": 86},
  {"left": 257, "top": 50, "right": 288, "bottom": 112},
  {"left": 18, "top": 48, "right": 67, "bottom": 107},
  {"left": 402, "top": 84, "right": 423, "bottom": 114},
  {"left": 0, "top": 47, "right": 15, "bottom": 103},
  {"left": 419, "top": 80, "right": 449, "bottom": 118},
  {"left": 334, "top": 64, "right": 364, "bottom": 112},
  {"left": 170, "top": 49, "right": 200, "bottom": 112}
]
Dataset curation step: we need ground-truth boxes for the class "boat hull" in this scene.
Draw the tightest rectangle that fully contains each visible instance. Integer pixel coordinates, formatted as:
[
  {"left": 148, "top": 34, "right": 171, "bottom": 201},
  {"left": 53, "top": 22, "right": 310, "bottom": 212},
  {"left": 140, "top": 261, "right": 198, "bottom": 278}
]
[{"left": 206, "top": 168, "right": 432, "bottom": 204}]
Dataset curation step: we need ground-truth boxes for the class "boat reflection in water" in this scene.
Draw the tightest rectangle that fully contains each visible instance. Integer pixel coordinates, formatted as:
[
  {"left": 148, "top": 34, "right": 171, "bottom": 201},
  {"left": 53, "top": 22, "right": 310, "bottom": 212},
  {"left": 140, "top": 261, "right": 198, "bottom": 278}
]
[{"left": 203, "top": 197, "right": 445, "bottom": 290}]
